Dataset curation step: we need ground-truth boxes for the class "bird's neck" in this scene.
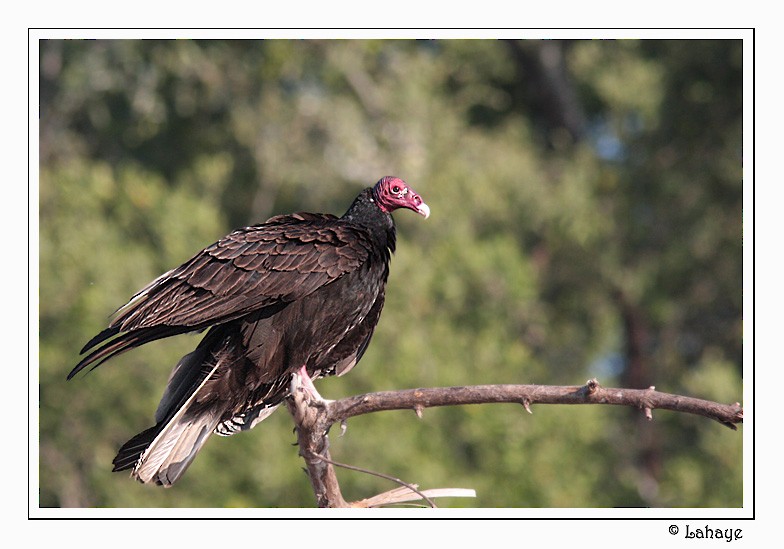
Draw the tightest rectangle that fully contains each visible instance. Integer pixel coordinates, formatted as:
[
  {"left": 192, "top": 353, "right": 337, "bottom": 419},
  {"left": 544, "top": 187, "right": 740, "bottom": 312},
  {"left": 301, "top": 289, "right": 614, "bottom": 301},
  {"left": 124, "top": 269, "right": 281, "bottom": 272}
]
[{"left": 342, "top": 188, "right": 397, "bottom": 254}]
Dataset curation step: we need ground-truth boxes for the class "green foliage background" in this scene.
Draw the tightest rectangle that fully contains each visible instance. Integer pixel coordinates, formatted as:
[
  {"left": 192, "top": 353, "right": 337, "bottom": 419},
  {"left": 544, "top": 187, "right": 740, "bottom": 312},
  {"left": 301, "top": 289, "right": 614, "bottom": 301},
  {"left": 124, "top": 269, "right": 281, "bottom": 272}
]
[{"left": 38, "top": 39, "right": 743, "bottom": 508}]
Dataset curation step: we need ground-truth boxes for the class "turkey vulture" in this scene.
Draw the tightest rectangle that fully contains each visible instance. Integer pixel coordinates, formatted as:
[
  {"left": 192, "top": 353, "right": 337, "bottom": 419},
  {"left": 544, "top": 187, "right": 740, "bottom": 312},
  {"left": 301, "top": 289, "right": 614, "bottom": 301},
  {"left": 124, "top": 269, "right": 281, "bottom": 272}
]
[{"left": 69, "top": 176, "right": 429, "bottom": 486}]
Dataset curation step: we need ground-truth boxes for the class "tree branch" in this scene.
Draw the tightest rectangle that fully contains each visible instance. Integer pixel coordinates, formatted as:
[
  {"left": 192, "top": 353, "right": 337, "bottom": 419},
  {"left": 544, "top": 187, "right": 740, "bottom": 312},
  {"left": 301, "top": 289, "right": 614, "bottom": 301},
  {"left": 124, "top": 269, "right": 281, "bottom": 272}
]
[
  {"left": 285, "top": 380, "right": 348, "bottom": 508},
  {"left": 286, "top": 378, "right": 742, "bottom": 508},
  {"left": 327, "top": 378, "right": 743, "bottom": 429}
]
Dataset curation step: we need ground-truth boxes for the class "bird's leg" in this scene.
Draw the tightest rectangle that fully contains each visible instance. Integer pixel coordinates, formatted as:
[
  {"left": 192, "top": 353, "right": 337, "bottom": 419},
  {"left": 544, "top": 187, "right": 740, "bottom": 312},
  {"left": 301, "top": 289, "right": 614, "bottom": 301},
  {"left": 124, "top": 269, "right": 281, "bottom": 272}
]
[{"left": 293, "top": 365, "right": 334, "bottom": 406}]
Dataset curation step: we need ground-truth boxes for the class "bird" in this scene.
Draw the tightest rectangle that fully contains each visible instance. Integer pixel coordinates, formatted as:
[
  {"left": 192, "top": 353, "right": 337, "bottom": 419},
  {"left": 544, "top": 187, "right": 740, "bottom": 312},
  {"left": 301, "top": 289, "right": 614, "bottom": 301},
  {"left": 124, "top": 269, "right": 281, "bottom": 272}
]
[{"left": 68, "top": 176, "right": 429, "bottom": 486}]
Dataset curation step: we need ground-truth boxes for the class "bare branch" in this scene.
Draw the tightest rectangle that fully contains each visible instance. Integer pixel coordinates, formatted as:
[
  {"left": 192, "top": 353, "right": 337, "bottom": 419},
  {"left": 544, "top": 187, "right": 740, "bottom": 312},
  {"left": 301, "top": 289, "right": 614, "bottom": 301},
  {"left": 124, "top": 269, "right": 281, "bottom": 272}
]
[
  {"left": 286, "top": 378, "right": 743, "bottom": 507},
  {"left": 285, "top": 382, "right": 348, "bottom": 508},
  {"left": 325, "top": 379, "right": 744, "bottom": 430},
  {"left": 351, "top": 486, "right": 477, "bottom": 508}
]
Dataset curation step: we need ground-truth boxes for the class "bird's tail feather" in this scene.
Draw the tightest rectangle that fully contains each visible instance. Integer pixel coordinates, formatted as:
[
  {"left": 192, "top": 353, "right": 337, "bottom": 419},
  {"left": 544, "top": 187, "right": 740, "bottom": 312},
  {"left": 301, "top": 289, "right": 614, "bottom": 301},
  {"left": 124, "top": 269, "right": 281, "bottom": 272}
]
[
  {"left": 111, "top": 330, "right": 228, "bottom": 487},
  {"left": 115, "top": 409, "right": 224, "bottom": 486}
]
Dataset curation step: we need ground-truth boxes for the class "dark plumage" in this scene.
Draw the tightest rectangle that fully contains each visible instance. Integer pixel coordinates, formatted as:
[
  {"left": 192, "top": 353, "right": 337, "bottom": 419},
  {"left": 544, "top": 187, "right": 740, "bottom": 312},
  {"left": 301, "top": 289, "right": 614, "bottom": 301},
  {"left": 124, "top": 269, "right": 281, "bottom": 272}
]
[{"left": 69, "top": 176, "right": 429, "bottom": 486}]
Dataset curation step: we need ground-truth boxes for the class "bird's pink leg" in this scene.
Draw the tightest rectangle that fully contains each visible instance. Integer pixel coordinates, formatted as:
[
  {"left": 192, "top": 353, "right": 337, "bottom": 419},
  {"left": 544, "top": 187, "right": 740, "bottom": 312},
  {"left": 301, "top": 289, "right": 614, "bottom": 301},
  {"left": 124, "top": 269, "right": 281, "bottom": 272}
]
[{"left": 294, "top": 365, "right": 332, "bottom": 405}]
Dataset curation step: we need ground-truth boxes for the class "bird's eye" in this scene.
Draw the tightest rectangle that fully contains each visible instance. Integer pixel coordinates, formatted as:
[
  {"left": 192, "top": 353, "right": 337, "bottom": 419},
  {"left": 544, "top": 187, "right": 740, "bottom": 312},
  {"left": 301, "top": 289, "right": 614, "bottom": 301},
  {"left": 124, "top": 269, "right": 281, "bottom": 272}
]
[{"left": 392, "top": 185, "right": 400, "bottom": 193}]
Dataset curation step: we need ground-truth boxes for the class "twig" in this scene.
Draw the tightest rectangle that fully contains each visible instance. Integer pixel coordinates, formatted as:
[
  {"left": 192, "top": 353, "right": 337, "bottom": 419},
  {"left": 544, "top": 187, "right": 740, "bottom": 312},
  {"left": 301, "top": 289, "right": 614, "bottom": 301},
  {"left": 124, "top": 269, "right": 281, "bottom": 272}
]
[{"left": 309, "top": 451, "right": 437, "bottom": 508}]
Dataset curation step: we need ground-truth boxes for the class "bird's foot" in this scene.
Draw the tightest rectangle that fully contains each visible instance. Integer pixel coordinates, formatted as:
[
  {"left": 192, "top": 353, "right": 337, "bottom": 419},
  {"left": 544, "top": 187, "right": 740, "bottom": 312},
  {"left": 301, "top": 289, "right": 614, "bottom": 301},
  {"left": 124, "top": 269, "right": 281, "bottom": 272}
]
[{"left": 292, "top": 365, "right": 334, "bottom": 408}]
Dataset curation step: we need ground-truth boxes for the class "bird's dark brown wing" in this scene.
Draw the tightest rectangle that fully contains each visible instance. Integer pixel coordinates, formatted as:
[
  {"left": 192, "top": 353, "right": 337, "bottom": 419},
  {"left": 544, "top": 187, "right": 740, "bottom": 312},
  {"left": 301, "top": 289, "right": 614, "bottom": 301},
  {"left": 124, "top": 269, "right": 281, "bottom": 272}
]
[
  {"left": 114, "top": 216, "right": 369, "bottom": 330},
  {"left": 70, "top": 215, "right": 375, "bottom": 378}
]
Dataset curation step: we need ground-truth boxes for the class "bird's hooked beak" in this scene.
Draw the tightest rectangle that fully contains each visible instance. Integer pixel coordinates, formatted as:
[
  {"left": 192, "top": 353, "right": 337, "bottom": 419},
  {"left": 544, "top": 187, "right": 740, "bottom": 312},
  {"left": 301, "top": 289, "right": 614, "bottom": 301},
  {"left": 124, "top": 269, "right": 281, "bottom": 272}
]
[
  {"left": 416, "top": 201, "right": 431, "bottom": 219},
  {"left": 409, "top": 191, "right": 430, "bottom": 219}
]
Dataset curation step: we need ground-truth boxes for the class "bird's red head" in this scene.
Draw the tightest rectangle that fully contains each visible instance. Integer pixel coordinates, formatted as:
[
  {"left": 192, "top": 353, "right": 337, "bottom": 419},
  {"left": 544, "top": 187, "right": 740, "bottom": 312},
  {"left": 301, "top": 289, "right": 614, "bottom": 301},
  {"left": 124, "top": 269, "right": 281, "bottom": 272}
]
[{"left": 372, "top": 176, "right": 430, "bottom": 219}]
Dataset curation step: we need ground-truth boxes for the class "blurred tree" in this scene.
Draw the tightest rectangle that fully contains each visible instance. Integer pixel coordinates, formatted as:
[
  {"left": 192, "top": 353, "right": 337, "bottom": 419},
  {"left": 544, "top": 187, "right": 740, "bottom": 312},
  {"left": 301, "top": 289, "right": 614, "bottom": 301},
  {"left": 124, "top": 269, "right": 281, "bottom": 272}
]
[{"left": 38, "top": 38, "right": 742, "bottom": 508}]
